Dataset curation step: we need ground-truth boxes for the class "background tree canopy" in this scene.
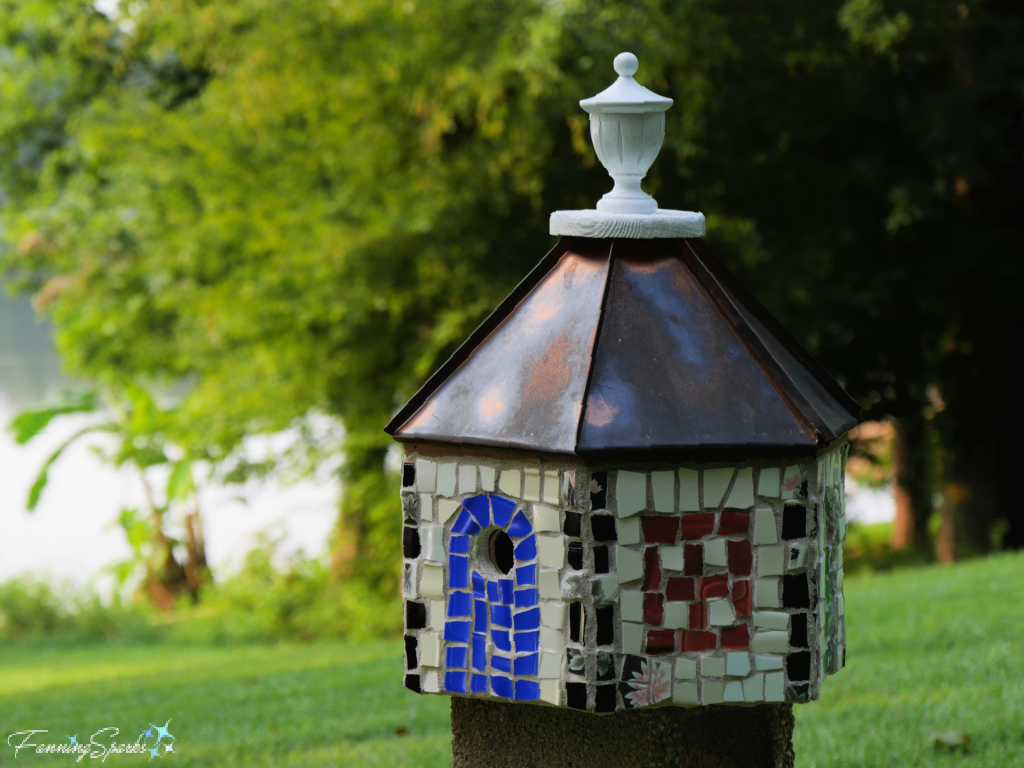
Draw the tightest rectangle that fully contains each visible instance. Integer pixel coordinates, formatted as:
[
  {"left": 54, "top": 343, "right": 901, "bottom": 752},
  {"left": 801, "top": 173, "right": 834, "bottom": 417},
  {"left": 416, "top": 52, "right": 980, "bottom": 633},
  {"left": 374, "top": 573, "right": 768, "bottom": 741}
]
[{"left": 1, "top": 0, "right": 1021, "bottom": 608}]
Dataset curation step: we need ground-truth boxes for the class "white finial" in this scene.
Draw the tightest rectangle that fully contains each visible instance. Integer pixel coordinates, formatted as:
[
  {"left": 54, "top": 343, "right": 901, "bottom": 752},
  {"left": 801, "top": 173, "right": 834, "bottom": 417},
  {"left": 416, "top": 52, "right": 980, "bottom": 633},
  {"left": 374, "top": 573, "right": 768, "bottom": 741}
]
[
  {"left": 549, "top": 52, "right": 705, "bottom": 239},
  {"left": 613, "top": 52, "right": 638, "bottom": 77}
]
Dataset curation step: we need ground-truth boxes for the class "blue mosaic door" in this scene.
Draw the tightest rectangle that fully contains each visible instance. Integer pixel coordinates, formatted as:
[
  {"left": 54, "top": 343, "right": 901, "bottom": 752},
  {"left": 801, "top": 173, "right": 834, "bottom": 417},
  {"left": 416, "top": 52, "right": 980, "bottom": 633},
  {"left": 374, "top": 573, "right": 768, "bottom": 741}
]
[{"left": 444, "top": 494, "right": 541, "bottom": 700}]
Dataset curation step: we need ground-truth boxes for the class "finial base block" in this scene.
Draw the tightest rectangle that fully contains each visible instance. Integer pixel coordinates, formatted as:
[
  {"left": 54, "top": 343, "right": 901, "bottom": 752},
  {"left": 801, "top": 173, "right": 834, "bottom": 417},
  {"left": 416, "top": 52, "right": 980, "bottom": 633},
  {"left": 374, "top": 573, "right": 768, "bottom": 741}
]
[{"left": 550, "top": 209, "right": 706, "bottom": 239}]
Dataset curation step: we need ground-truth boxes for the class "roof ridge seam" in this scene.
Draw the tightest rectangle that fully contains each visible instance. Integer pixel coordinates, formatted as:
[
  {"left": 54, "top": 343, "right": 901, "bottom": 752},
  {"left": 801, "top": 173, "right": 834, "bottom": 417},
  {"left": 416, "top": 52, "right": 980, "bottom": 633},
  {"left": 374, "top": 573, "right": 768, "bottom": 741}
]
[{"left": 573, "top": 240, "right": 616, "bottom": 456}]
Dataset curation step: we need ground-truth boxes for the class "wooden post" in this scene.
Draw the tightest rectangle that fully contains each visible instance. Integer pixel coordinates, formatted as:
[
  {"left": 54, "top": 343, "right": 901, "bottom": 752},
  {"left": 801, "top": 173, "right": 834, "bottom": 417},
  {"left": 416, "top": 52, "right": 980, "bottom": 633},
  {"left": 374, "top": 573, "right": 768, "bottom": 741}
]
[{"left": 452, "top": 697, "right": 795, "bottom": 768}]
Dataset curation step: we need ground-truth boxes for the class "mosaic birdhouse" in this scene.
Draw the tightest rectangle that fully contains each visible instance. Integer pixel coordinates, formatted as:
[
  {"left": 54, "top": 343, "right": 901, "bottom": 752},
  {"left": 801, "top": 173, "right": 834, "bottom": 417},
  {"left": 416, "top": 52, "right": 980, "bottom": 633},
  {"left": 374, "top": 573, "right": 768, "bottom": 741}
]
[{"left": 386, "top": 53, "right": 862, "bottom": 714}]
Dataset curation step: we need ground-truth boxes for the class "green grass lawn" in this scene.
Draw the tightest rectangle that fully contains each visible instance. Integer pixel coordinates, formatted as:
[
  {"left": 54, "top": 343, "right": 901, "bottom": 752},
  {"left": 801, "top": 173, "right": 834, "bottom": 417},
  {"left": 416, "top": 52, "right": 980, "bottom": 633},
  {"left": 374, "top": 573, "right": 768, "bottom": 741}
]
[{"left": 2, "top": 552, "right": 1022, "bottom": 767}]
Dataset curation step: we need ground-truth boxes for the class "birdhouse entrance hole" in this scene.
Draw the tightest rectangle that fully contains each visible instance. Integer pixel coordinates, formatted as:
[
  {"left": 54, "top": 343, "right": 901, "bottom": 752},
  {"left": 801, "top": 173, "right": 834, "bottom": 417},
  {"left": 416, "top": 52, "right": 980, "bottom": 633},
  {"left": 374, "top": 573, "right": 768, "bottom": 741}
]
[{"left": 489, "top": 529, "right": 514, "bottom": 575}]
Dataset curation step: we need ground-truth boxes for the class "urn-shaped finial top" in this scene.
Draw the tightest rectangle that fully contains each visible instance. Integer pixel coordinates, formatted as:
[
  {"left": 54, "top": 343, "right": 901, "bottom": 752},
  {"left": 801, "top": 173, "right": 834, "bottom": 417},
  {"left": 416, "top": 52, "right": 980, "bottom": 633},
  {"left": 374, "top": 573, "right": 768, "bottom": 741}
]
[{"left": 579, "top": 52, "right": 673, "bottom": 115}]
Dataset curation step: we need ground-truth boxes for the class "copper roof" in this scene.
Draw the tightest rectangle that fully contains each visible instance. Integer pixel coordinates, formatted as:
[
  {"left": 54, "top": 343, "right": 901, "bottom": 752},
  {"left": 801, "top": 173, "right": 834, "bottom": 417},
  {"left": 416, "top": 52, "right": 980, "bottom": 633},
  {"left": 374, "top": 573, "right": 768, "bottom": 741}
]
[{"left": 385, "top": 237, "right": 863, "bottom": 459}]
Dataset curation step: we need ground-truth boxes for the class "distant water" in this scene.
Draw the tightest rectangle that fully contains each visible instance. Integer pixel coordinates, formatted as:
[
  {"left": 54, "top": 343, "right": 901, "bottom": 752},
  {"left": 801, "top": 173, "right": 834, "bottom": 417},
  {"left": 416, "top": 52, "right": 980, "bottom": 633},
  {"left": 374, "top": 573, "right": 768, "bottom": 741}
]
[{"left": 0, "top": 292, "right": 337, "bottom": 588}]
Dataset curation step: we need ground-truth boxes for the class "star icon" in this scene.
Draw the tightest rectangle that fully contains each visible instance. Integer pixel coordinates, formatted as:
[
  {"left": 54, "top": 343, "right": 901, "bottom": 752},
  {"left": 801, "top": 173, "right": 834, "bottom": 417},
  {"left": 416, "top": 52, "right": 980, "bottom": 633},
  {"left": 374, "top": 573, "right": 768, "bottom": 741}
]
[
  {"left": 148, "top": 747, "right": 162, "bottom": 761},
  {"left": 164, "top": 744, "right": 174, "bottom": 753},
  {"left": 150, "top": 720, "right": 175, "bottom": 742},
  {"left": 68, "top": 735, "right": 78, "bottom": 745}
]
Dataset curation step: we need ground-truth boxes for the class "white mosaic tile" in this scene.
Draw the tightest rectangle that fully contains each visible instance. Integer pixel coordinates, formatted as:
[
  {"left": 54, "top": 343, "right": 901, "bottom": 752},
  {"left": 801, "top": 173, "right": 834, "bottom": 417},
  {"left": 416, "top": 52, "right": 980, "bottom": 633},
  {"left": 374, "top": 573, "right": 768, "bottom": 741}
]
[
  {"left": 543, "top": 471, "right": 559, "bottom": 504},
  {"left": 781, "top": 465, "right": 801, "bottom": 499},
  {"left": 458, "top": 465, "right": 476, "bottom": 495},
  {"left": 674, "top": 658, "right": 697, "bottom": 679},
  {"left": 752, "top": 508, "right": 778, "bottom": 545},
  {"left": 617, "top": 547, "right": 644, "bottom": 583},
  {"left": 428, "top": 599, "right": 445, "bottom": 630},
  {"left": 403, "top": 563, "right": 417, "bottom": 598},
  {"left": 679, "top": 468, "right": 699, "bottom": 511},
  {"left": 415, "top": 459, "right": 437, "bottom": 493},
  {"left": 704, "top": 538, "right": 727, "bottom": 567},
  {"left": 652, "top": 471, "right": 674, "bottom": 512},
  {"left": 755, "top": 655, "right": 784, "bottom": 671},
  {"left": 723, "top": 680, "right": 744, "bottom": 702},
  {"left": 652, "top": 661, "right": 673, "bottom": 703},
  {"left": 423, "top": 670, "right": 439, "bottom": 693},
  {"left": 788, "top": 543, "right": 808, "bottom": 570},
  {"left": 701, "top": 656, "right": 725, "bottom": 677},
  {"left": 616, "top": 471, "right": 647, "bottom": 516},
  {"left": 726, "top": 467, "right": 754, "bottom": 508},
  {"left": 765, "top": 671, "right": 785, "bottom": 701},
  {"left": 758, "top": 547, "right": 785, "bottom": 576},
  {"left": 541, "top": 603, "right": 566, "bottom": 629},
  {"left": 618, "top": 517, "right": 641, "bottom": 545},
  {"left": 421, "top": 564, "right": 444, "bottom": 598},
  {"left": 538, "top": 535, "right": 565, "bottom": 568},
  {"left": 673, "top": 681, "right": 700, "bottom": 705},
  {"left": 479, "top": 465, "right": 496, "bottom": 492},
  {"left": 422, "top": 525, "right": 444, "bottom": 562},
  {"left": 726, "top": 653, "right": 751, "bottom": 677},
  {"left": 533, "top": 504, "right": 559, "bottom": 533},
  {"left": 751, "top": 630, "right": 789, "bottom": 654},
  {"left": 498, "top": 469, "right": 521, "bottom": 497},
  {"left": 754, "top": 578, "right": 780, "bottom": 608},
  {"left": 758, "top": 467, "right": 781, "bottom": 497},
  {"left": 708, "top": 598, "right": 735, "bottom": 627},
  {"left": 660, "top": 546, "right": 684, "bottom": 572},
  {"left": 420, "top": 493, "right": 434, "bottom": 521},
  {"left": 743, "top": 673, "right": 764, "bottom": 702},
  {"left": 420, "top": 633, "right": 442, "bottom": 667},
  {"left": 538, "top": 570, "right": 560, "bottom": 599},
  {"left": 703, "top": 467, "right": 733, "bottom": 508},
  {"left": 753, "top": 611, "right": 790, "bottom": 631},
  {"left": 592, "top": 576, "right": 619, "bottom": 604},
  {"left": 539, "top": 652, "right": 561, "bottom": 679},
  {"left": 622, "top": 622, "right": 644, "bottom": 655},
  {"left": 663, "top": 602, "right": 687, "bottom": 630},
  {"left": 524, "top": 469, "right": 541, "bottom": 502},
  {"left": 436, "top": 463, "right": 457, "bottom": 497},
  {"left": 620, "top": 590, "right": 643, "bottom": 622},
  {"left": 438, "top": 499, "right": 461, "bottom": 524},
  {"left": 703, "top": 681, "right": 725, "bottom": 704},
  {"left": 540, "top": 627, "right": 562, "bottom": 651},
  {"left": 540, "top": 679, "right": 561, "bottom": 705}
]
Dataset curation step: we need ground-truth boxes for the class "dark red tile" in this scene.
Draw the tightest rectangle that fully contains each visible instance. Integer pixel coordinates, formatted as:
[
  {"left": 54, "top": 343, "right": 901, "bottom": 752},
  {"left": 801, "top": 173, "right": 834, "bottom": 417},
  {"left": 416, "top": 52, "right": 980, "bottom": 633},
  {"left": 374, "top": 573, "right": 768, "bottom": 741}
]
[
  {"left": 720, "top": 623, "right": 750, "bottom": 649},
  {"left": 727, "top": 540, "right": 753, "bottom": 576},
  {"left": 641, "top": 515, "right": 680, "bottom": 544},
  {"left": 719, "top": 511, "right": 750, "bottom": 535},
  {"left": 679, "top": 513, "right": 715, "bottom": 540},
  {"left": 643, "top": 593, "right": 664, "bottom": 625},
  {"left": 666, "top": 577, "right": 695, "bottom": 602},
  {"left": 684, "top": 544, "right": 703, "bottom": 576},
  {"left": 698, "top": 574, "right": 729, "bottom": 600},
  {"left": 682, "top": 630, "right": 718, "bottom": 652},
  {"left": 732, "top": 580, "right": 752, "bottom": 617},
  {"left": 645, "top": 629, "right": 675, "bottom": 654},
  {"left": 643, "top": 546, "right": 662, "bottom": 591},
  {"left": 689, "top": 602, "right": 708, "bottom": 630}
]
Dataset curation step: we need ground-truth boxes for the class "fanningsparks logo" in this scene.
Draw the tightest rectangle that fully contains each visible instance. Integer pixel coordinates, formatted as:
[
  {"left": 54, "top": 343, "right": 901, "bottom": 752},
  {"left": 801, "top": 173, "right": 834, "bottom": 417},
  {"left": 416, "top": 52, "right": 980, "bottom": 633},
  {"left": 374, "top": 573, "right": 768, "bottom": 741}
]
[{"left": 7, "top": 720, "right": 176, "bottom": 762}]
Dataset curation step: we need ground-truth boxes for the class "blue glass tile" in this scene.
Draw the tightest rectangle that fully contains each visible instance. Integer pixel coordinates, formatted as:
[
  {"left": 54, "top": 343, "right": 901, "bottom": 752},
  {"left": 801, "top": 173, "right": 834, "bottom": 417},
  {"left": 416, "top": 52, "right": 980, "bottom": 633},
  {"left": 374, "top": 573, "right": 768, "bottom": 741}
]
[
  {"left": 514, "top": 534, "right": 537, "bottom": 561},
  {"left": 444, "top": 621, "right": 471, "bottom": 643},
  {"left": 514, "top": 631, "right": 539, "bottom": 653},
  {"left": 450, "top": 535, "right": 470, "bottom": 554},
  {"left": 514, "top": 680, "right": 540, "bottom": 701},
  {"left": 515, "top": 564, "right": 537, "bottom": 586},
  {"left": 514, "top": 588, "right": 538, "bottom": 608},
  {"left": 474, "top": 600, "right": 487, "bottom": 632},
  {"left": 514, "top": 607, "right": 540, "bottom": 631},
  {"left": 491, "top": 675, "right": 513, "bottom": 699},
  {"left": 487, "top": 580, "right": 499, "bottom": 603},
  {"left": 446, "top": 645, "right": 468, "bottom": 668},
  {"left": 490, "top": 495, "right": 516, "bottom": 528},
  {"left": 498, "top": 579, "right": 514, "bottom": 605},
  {"left": 444, "top": 671, "right": 467, "bottom": 694},
  {"left": 508, "top": 510, "right": 533, "bottom": 538},
  {"left": 449, "top": 555, "right": 469, "bottom": 588},
  {"left": 472, "top": 633, "right": 487, "bottom": 671},
  {"left": 464, "top": 495, "right": 491, "bottom": 528},
  {"left": 492, "top": 629, "right": 512, "bottom": 652},
  {"left": 472, "top": 571, "right": 486, "bottom": 597},
  {"left": 452, "top": 509, "right": 480, "bottom": 536},
  {"left": 471, "top": 674, "right": 488, "bottom": 693},
  {"left": 514, "top": 653, "right": 539, "bottom": 676},
  {"left": 491, "top": 654, "right": 511, "bottom": 673},
  {"left": 490, "top": 604, "right": 512, "bottom": 628},
  {"left": 447, "top": 591, "right": 471, "bottom": 617}
]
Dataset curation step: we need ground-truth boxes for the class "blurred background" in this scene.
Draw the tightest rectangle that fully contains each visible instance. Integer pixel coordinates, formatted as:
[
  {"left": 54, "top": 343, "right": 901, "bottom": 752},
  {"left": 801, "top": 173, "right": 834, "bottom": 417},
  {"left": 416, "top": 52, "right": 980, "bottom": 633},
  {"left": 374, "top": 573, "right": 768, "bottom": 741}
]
[{"left": 0, "top": 1, "right": 1021, "bottom": 765}]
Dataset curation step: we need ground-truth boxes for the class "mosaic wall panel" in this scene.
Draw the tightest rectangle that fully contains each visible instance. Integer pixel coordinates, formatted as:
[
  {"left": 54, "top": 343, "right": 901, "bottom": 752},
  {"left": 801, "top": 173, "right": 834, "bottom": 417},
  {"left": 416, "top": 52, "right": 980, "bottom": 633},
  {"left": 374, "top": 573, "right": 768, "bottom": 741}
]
[{"left": 400, "top": 448, "right": 847, "bottom": 713}]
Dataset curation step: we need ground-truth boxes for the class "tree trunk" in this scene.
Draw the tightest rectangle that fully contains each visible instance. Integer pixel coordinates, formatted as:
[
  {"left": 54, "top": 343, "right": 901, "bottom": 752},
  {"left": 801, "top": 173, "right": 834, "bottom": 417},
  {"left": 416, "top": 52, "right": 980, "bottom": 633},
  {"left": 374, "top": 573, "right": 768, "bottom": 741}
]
[
  {"left": 451, "top": 697, "right": 795, "bottom": 768},
  {"left": 891, "top": 414, "right": 933, "bottom": 553}
]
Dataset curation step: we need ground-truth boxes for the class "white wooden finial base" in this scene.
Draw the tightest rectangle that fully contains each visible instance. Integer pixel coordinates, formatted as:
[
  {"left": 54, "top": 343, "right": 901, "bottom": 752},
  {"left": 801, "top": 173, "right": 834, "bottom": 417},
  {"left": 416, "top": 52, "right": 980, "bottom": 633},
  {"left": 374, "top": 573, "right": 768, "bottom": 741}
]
[{"left": 549, "top": 209, "right": 706, "bottom": 239}]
